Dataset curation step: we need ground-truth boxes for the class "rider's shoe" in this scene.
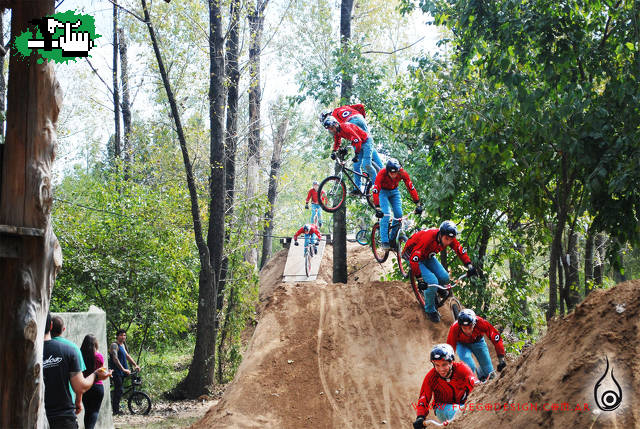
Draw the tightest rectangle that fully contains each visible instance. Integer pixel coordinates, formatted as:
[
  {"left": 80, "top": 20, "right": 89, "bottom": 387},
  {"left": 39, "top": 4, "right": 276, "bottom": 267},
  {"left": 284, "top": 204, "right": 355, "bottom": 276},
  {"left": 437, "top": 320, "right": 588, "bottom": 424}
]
[
  {"left": 319, "top": 221, "right": 323, "bottom": 228},
  {"left": 437, "top": 288, "right": 449, "bottom": 299},
  {"left": 314, "top": 245, "right": 319, "bottom": 255},
  {"left": 381, "top": 242, "right": 390, "bottom": 250},
  {"left": 426, "top": 310, "right": 441, "bottom": 323},
  {"left": 389, "top": 239, "right": 397, "bottom": 250}
]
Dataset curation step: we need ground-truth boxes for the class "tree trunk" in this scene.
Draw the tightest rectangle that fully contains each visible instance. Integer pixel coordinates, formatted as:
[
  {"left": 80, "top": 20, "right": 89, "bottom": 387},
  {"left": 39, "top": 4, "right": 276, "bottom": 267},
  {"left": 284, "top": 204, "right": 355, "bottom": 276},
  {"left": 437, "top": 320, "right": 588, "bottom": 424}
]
[
  {"left": 260, "top": 116, "right": 288, "bottom": 268},
  {"left": 0, "top": 2, "right": 62, "bottom": 427},
  {"left": 584, "top": 223, "right": 594, "bottom": 295},
  {"left": 140, "top": 0, "right": 215, "bottom": 398},
  {"left": 0, "top": 12, "right": 5, "bottom": 142},
  {"left": 333, "top": 0, "right": 355, "bottom": 284},
  {"left": 112, "top": 2, "right": 121, "bottom": 158},
  {"left": 118, "top": 27, "right": 132, "bottom": 174},
  {"left": 564, "top": 231, "right": 581, "bottom": 310},
  {"left": 246, "top": 0, "right": 270, "bottom": 268},
  {"left": 547, "top": 225, "right": 561, "bottom": 321},
  {"left": 216, "top": 0, "right": 241, "bottom": 384},
  {"left": 593, "top": 233, "right": 606, "bottom": 286}
]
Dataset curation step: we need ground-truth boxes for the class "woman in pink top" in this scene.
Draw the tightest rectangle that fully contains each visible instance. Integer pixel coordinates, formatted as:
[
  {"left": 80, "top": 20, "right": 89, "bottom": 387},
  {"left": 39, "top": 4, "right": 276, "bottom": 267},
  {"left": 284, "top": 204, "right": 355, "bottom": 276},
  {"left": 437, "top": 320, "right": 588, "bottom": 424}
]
[{"left": 80, "top": 335, "right": 105, "bottom": 429}]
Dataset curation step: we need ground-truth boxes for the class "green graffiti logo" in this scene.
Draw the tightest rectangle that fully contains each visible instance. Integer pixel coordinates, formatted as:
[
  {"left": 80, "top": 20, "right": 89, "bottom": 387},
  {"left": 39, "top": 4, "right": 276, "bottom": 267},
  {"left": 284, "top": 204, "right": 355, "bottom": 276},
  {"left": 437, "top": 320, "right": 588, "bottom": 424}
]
[{"left": 14, "top": 10, "right": 101, "bottom": 64}]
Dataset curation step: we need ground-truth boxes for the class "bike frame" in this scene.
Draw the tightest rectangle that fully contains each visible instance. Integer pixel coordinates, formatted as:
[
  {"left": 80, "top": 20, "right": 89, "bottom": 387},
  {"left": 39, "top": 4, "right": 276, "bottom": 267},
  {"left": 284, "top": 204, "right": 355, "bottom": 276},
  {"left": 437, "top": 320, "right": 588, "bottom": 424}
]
[{"left": 333, "top": 155, "right": 372, "bottom": 192}]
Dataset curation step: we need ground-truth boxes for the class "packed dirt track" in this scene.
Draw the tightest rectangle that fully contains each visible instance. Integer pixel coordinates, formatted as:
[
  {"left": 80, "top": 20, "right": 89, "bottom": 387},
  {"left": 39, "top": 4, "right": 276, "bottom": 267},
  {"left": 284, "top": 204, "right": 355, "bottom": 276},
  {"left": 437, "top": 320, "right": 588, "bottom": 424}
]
[{"left": 192, "top": 243, "right": 639, "bottom": 429}]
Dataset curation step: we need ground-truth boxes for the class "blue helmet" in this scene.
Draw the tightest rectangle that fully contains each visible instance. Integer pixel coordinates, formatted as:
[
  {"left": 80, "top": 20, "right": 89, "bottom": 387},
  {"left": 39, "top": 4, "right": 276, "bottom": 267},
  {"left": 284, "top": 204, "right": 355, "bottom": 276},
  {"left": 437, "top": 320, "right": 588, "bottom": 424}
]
[
  {"left": 323, "top": 115, "right": 339, "bottom": 129},
  {"left": 458, "top": 309, "right": 477, "bottom": 327},
  {"left": 439, "top": 220, "right": 458, "bottom": 238},
  {"left": 319, "top": 110, "right": 332, "bottom": 124},
  {"left": 303, "top": 224, "right": 311, "bottom": 232},
  {"left": 430, "top": 343, "right": 455, "bottom": 362},
  {"left": 386, "top": 158, "right": 401, "bottom": 173}
]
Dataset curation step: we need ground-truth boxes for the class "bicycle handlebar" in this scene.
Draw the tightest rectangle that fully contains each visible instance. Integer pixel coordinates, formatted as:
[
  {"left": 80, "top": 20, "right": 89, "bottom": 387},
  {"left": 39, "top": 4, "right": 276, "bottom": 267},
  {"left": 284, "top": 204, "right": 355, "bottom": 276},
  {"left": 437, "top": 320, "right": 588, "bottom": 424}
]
[
  {"left": 422, "top": 419, "right": 449, "bottom": 427},
  {"left": 425, "top": 273, "right": 468, "bottom": 290}
]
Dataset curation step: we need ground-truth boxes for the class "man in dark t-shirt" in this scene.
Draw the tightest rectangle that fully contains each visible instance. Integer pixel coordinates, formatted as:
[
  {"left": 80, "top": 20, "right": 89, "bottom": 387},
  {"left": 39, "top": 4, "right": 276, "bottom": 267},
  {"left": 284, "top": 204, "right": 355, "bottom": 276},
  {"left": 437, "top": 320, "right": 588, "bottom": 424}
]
[{"left": 43, "top": 313, "right": 111, "bottom": 429}]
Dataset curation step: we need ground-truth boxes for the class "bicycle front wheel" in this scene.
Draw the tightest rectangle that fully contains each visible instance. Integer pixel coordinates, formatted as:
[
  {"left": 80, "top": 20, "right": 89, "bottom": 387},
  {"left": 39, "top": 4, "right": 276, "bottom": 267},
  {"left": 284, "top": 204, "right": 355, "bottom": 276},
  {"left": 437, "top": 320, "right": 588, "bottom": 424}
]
[
  {"left": 128, "top": 391, "right": 152, "bottom": 415},
  {"left": 318, "top": 176, "right": 346, "bottom": 212},
  {"left": 371, "top": 223, "right": 389, "bottom": 263},
  {"left": 355, "top": 229, "right": 369, "bottom": 246},
  {"left": 305, "top": 249, "right": 312, "bottom": 277},
  {"left": 409, "top": 272, "right": 426, "bottom": 308}
]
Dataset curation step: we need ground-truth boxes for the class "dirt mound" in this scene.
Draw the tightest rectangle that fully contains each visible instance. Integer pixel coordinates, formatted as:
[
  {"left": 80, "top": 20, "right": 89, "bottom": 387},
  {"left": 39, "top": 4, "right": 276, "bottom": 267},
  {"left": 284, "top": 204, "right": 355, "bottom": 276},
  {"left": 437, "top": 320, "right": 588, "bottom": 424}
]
[
  {"left": 451, "top": 280, "right": 640, "bottom": 429},
  {"left": 192, "top": 243, "right": 453, "bottom": 428},
  {"left": 193, "top": 242, "right": 639, "bottom": 429}
]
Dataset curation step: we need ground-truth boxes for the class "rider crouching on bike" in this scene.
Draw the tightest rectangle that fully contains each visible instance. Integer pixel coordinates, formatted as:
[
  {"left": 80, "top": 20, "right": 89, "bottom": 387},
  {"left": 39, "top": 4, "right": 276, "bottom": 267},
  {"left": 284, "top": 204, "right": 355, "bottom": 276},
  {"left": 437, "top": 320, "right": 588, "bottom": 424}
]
[
  {"left": 305, "top": 181, "right": 326, "bottom": 228},
  {"left": 320, "top": 103, "right": 370, "bottom": 132},
  {"left": 414, "top": 344, "right": 477, "bottom": 428},
  {"left": 372, "top": 158, "right": 422, "bottom": 250},
  {"left": 447, "top": 308, "right": 507, "bottom": 382},
  {"left": 293, "top": 224, "right": 322, "bottom": 255},
  {"left": 323, "top": 115, "right": 382, "bottom": 196},
  {"left": 402, "top": 221, "right": 477, "bottom": 323}
]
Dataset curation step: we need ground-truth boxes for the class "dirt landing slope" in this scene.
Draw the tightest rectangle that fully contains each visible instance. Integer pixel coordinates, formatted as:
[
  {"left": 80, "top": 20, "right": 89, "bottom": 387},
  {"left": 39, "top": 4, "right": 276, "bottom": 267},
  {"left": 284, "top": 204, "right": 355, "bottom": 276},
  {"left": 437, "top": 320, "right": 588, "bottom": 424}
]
[
  {"left": 193, "top": 243, "right": 455, "bottom": 428},
  {"left": 452, "top": 279, "right": 640, "bottom": 429}
]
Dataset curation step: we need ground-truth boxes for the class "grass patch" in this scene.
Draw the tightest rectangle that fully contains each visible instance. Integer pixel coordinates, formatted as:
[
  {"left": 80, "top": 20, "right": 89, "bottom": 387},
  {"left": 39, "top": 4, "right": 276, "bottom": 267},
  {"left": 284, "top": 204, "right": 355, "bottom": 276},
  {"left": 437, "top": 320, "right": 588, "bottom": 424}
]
[{"left": 137, "top": 337, "right": 194, "bottom": 400}]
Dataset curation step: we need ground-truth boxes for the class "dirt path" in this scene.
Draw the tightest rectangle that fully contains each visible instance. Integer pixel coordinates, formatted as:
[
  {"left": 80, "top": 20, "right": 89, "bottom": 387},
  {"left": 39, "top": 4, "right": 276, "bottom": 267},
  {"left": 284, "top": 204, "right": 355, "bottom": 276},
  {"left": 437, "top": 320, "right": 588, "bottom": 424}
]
[{"left": 113, "top": 400, "right": 213, "bottom": 429}]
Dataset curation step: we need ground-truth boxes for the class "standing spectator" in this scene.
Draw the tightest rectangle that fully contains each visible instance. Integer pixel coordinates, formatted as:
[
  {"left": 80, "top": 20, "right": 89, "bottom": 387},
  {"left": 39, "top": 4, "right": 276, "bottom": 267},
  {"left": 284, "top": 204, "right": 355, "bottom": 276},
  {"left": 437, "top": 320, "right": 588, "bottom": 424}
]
[
  {"left": 80, "top": 335, "right": 105, "bottom": 429},
  {"left": 51, "top": 315, "right": 86, "bottom": 410},
  {"left": 109, "top": 329, "right": 140, "bottom": 415},
  {"left": 44, "top": 313, "right": 111, "bottom": 429}
]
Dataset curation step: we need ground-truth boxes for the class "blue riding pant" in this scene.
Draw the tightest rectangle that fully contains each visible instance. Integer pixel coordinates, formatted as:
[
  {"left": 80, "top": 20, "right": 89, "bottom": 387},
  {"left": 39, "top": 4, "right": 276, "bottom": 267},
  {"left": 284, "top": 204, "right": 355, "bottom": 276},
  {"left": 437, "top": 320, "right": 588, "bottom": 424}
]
[
  {"left": 419, "top": 256, "right": 450, "bottom": 313},
  {"left": 379, "top": 188, "right": 403, "bottom": 244},
  {"left": 347, "top": 114, "right": 368, "bottom": 132},
  {"left": 304, "top": 233, "right": 317, "bottom": 252},
  {"left": 434, "top": 403, "right": 459, "bottom": 422},
  {"left": 353, "top": 137, "right": 382, "bottom": 190},
  {"left": 456, "top": 338, "right": 494, "bottom": 380},
  {"left": 310, "top": 203, "right": 322, "bottom": 225}
]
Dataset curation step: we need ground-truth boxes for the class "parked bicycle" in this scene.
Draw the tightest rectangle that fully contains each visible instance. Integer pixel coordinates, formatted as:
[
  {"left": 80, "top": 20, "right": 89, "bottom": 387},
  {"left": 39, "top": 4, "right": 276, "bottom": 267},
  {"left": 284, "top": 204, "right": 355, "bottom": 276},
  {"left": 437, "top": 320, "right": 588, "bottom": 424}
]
[
  {"left": 408, "top": 273, "right": 467, "bottom": 321},
  {"left": 318, "top": 147, "right": 376, "bottom": 212},
  {"left": 370, "top": 215, "right": 413, "bottom": 278},
  {"left": 346, "top": 217, "right": 370, "bottom": 246},
  {"left": 114, "top": 369, "right": 152, "bottom": 415}
]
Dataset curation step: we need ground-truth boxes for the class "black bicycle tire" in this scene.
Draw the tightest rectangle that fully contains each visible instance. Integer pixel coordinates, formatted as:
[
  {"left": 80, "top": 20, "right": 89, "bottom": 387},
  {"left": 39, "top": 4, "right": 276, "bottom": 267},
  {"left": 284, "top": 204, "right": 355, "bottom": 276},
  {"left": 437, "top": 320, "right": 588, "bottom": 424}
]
[
  {"left": 396, "top": 235, "right": 410, "bottom": 278},
  {"left": 370, "top": 223, "right": 389, "bottom": 263},
  {"left": 355, "top": 229, "right": 369, "bottom": 246},
  {"left": 128, "top": 391, "right": 152, "bottom": 415},
  {"left": 451, "top": 299, "right": 461, "bottom": 321},
  {"left": 305, "top": 248, "right": 311, "bottom": 277},
  {"left": 318, "top": 176, "right": 346, "bottom": 212},
  {"left": 409, "top": 272, "right": 426, "bottom": 308}
]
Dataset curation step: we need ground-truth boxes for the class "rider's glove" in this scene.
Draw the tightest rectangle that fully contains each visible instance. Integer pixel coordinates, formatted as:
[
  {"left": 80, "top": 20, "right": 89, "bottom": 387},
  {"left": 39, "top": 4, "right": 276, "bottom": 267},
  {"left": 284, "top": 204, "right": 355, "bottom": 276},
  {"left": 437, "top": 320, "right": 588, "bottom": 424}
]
[
  {"left": 414, "top": 204, "right": 423, "bottom": 216},
  {"left": 352, "top": 155, "right": 359, "bottom": 163},
  {"left": 417, "top": 280, "right": 428, "bottom": 291},
  {"left": 466, "top": 263, "right": 478, "bottom": 277},
  {"left": 497, "top": 357, "right": 506, "bottom": 372},
  {"left": 305, "top": 203, "right": 309, "bottom": 209},
  {"left": 413, "top": 416, "right": 425, "bottom": 429},
  {"left": 375, "top": 206, "right": 384, "bottom": 219},
  {"left": 294, "top": 241, "right": 299, "bottom": 246},
  {"left": 330, "top": 151, "right": 337, "bottom": 160}
]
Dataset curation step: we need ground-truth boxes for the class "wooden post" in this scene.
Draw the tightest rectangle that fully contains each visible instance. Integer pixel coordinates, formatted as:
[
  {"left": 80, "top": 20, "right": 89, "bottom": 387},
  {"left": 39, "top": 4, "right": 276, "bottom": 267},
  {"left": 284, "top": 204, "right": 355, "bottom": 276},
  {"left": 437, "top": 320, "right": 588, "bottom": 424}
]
[{"left": 0, "top": 1, "right": 62, "bottom": 427}]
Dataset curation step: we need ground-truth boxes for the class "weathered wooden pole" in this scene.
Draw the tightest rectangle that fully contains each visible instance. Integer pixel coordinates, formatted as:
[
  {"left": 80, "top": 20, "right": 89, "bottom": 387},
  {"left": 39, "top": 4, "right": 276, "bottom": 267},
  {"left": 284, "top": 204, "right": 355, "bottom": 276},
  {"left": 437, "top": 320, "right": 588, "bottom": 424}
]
[{"left": 0, "top": 0, "right": 62, "bottom": 427}]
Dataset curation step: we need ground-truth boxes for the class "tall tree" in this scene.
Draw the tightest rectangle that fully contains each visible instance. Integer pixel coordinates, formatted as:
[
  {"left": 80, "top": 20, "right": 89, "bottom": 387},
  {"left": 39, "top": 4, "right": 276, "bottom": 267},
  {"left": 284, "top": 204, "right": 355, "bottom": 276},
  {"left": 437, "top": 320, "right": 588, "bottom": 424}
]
[
  {"left": 139, "top": 0, "right": 218, "bottom": 397},
  {"left": 245, "top": 0, "right": 269, "bottom": 267},
  {"left": 333, "top": 0, "right": 354, "bottom": 283},
  {"left": 112, "top": 2, "right": 121, "bottom": 158},
  {"left": 261, "top": 108, "right": 288, "bottom": 268},
  {"left": 0, "top": 1, "right": 62, "bottom": 426},
  {"left": 118, "top": 27, "right": 132, "bottom": 170}
]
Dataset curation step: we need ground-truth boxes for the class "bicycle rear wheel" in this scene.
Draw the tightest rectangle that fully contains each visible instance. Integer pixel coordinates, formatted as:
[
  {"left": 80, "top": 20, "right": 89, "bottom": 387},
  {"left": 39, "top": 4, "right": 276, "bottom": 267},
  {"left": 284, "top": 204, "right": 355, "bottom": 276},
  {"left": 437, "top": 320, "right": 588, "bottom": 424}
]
[
  {"left": 355, "top": 229, "right": 369, "bottom": 246},
  {"left": 128, "top": 391, "right": 152, "bottom": 415},
  {"left": 371, "top": 222, "right": 389, "bottom": 263},
  {"left": 409, "top": 272, "right": 426, "bottom": 308},
  {"left": 450, "top": 298, "right": 461, "bottom": 321},
  {"left": 396, "top": 235, "right": 410, "bottom": 278},
  {"left": 318, "top": 176, "right": 346, "bottom": 212}
]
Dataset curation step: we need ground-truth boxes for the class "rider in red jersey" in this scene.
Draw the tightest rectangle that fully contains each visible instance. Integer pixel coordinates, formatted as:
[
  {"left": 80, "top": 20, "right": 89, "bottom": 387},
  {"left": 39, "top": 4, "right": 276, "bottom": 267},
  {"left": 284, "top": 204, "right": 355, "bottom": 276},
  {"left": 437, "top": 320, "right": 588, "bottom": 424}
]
[{"left": 413, "top": 344, "right": 477, "bottom": 428}]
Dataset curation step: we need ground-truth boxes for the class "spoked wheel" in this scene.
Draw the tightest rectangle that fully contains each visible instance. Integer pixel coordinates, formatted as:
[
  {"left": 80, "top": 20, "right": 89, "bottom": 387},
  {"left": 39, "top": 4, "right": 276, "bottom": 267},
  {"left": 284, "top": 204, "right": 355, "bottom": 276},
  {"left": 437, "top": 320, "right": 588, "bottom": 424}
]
[
  {"left": 396, "top": 235, "right": 410, "bottom": 278},
  {"left": 371, "top": 222, "right": 389, "bottom": 263},
  {"left": 450, "top": 298, "right": 461, "bottom": 321},
  {"left": 128, "top": 391, "right": 152, "bottom": 415},
  {"left": 305, "top": 248, "right": 312, "bottom": 277},
  {"left": 318, "top": 176, "right": 346, "bottom": 212},
  {"left": 355, "top": 229, "right": 369, "bottom": 246},
  {"left": 409, "top": 272, "right": 426, "bottom": 308}
]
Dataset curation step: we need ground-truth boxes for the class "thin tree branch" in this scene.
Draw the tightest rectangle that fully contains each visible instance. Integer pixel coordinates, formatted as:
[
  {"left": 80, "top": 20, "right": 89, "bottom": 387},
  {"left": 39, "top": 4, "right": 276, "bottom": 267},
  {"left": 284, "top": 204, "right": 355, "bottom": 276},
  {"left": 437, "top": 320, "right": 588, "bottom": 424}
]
[
  {"left": 362, "top": 37, "right": 424, "bottom": 54},
  {"left": 84, "top": 58, "right": 114, "bottom": 97},
  {"left": 106, "top": 0, "right": 146, "bottom": 23}
]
